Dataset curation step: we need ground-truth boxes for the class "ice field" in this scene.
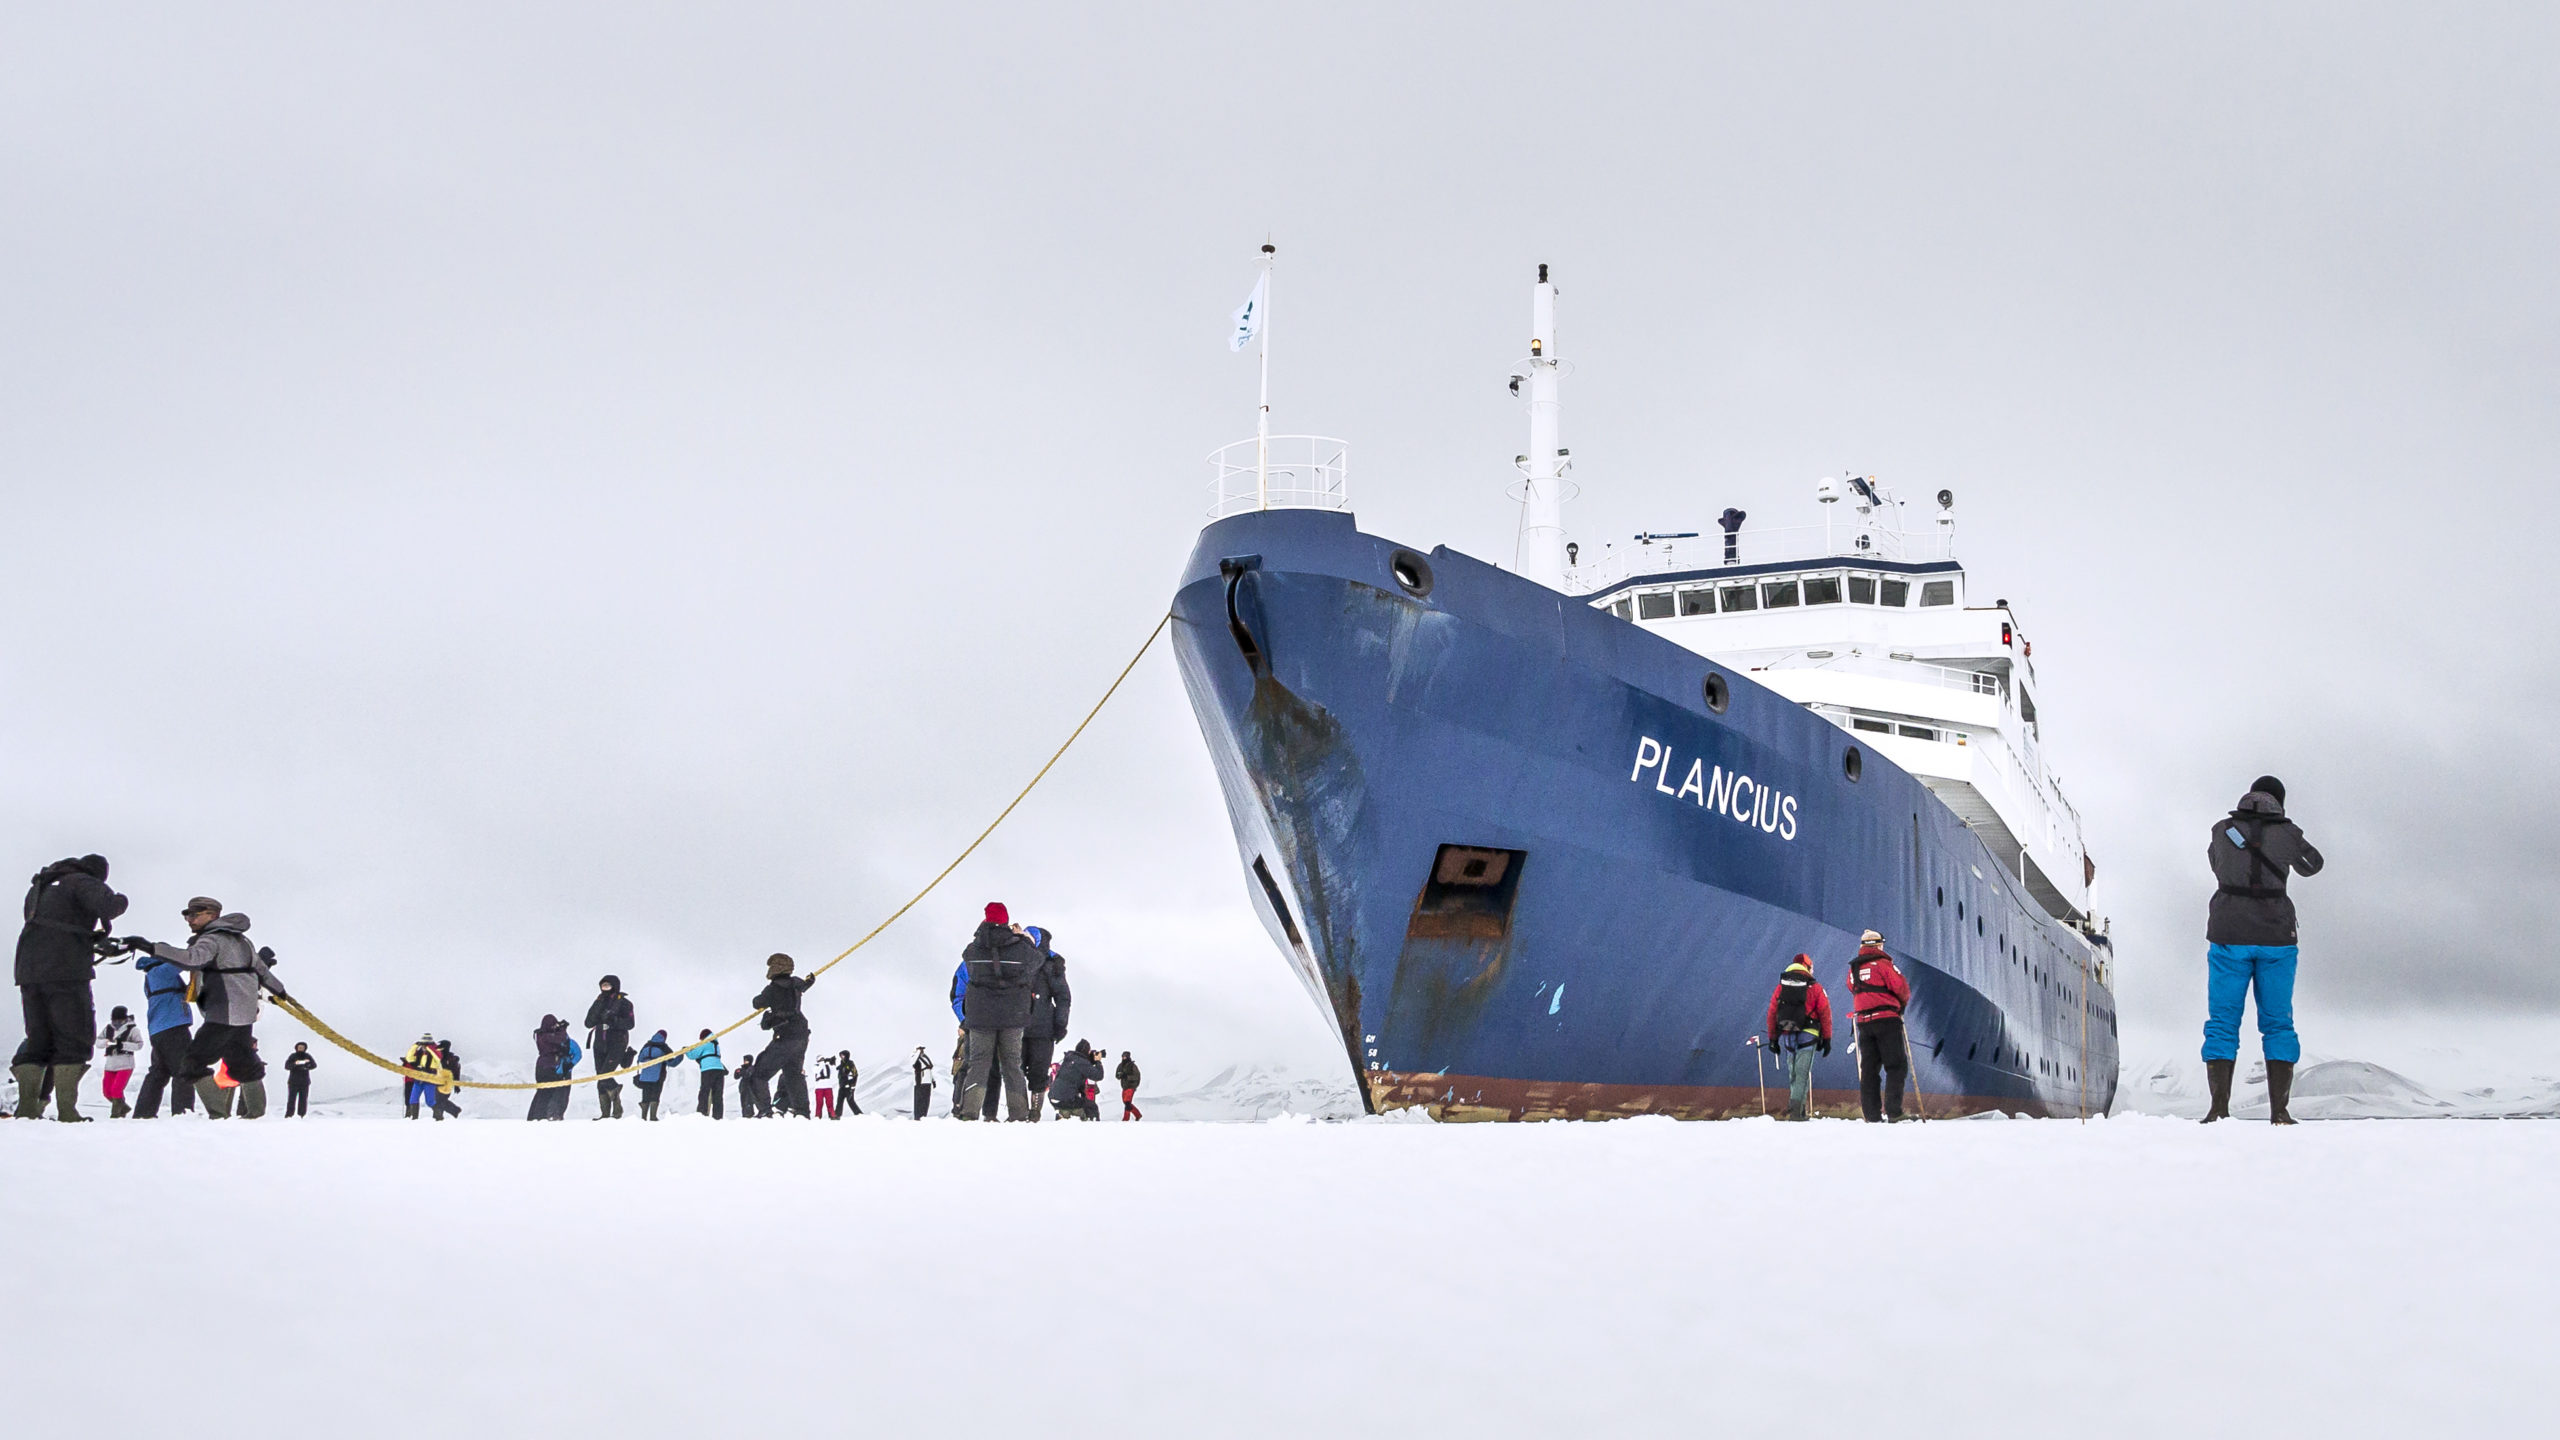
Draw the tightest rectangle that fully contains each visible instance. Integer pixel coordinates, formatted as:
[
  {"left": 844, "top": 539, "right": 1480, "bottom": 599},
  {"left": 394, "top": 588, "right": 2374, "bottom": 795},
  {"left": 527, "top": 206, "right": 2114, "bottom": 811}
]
[{"left": 8, "top": 1107, "right": 2549, "bottom": 1436}]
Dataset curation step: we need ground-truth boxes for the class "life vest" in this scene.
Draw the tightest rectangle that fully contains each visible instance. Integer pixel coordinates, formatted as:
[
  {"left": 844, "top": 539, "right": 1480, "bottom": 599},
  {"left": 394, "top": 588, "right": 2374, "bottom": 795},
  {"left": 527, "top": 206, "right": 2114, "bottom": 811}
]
[{"left": 1849, "top": 955, "right": 1906, "bottom": 1020}]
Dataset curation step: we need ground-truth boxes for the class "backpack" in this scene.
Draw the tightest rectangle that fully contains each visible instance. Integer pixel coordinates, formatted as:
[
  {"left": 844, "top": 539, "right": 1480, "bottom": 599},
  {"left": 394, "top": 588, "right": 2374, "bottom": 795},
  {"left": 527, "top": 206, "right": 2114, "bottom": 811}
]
[
  {"left": 1773, "top": 974, "right": 1813, "bottom": 1034},
  {"left": 564, "top": 1036, "right": 583, "bottom": 1068}
]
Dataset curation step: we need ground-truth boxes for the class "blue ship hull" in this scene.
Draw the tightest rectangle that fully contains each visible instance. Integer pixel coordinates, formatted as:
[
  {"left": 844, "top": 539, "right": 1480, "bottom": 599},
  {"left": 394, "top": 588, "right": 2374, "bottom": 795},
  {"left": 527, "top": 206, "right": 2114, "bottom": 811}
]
[{"left": 1172, "top": 508, "right": 2119, "bottom": 1120}]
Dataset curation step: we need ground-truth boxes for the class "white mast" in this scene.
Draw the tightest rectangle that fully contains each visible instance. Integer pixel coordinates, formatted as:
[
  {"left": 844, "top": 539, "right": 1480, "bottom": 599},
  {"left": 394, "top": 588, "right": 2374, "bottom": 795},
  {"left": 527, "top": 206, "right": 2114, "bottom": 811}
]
[
  {"left": 1255, "top": 242, "right": 1275, "bottom": 510},
  {"left": 1517, "top": 263, "right": 1569, "bottom": 587}
]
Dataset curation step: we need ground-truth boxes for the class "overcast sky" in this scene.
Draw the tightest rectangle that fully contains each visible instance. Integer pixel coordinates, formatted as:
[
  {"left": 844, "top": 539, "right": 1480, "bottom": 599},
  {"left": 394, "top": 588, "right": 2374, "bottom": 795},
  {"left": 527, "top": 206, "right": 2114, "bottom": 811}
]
[{"left": 6, "top": 5, "right": 2555, "bottom": 1090}]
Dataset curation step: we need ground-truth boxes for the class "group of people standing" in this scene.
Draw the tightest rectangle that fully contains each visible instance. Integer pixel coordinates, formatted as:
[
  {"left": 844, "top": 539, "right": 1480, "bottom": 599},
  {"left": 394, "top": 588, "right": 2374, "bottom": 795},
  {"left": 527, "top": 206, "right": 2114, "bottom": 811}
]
[
  {"left": 12, "top": 857, "right": 296, "bottom": 1122},
  {"left": 521, "top": 958, "right": 825, "bottom": 1121},
  {"left": 918, "top": 903, "right": 1140, "bottom": 1122}
]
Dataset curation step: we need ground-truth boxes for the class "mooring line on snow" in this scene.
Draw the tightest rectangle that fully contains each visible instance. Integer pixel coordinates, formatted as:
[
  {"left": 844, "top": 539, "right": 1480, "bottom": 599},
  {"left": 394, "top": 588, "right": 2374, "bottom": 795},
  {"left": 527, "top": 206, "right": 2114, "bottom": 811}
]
[{"left": 271, "top": 611, "right": 1174, "bottom": 1093}]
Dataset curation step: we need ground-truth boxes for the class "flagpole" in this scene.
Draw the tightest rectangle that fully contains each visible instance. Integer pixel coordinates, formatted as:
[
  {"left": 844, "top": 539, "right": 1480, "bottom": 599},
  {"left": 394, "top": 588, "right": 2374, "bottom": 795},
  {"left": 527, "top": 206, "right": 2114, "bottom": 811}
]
[{"left": 1255, "top": 243, "right": 1274, "bottom": 511}]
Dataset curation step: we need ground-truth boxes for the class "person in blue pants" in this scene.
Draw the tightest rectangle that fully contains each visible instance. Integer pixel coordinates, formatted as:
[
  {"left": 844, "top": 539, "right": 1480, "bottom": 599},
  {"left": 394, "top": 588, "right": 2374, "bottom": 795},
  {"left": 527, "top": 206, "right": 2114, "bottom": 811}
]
[{"left": 2201, "top": 775, "right": 2323, "bottom": 1124}]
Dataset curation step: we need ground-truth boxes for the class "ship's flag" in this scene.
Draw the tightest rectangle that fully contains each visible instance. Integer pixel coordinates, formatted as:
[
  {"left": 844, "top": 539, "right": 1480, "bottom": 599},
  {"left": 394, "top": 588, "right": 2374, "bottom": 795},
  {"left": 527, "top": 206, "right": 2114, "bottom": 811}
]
[{"left": 1229, "top": 271, "right": 1267, "bottom": 352}]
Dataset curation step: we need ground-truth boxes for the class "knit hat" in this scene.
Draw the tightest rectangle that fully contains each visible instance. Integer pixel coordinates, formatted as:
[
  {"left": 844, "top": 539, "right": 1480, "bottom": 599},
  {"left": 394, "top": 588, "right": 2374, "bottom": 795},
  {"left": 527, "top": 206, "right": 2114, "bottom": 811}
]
[
  {"left": 1783, "top": 954, "right": 1811, "bottom": 972},
  {"left": 984, "top": 902, "right": 1009, "bottom": 926},
  {"left": 2251, "top": 774, "right": 2286, "bottom": 805},
  {"left": 1859, "top": 929, "right": 1884, "bottom": 946},
  {"left": 766, "top": 952, "right": 795, "bottom": 977}
]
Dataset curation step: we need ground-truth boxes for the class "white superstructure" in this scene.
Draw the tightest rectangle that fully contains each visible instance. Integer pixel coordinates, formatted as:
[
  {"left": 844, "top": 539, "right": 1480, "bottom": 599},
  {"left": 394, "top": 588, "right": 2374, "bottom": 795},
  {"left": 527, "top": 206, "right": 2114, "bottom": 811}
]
[{"left": 1568, "top": 480, "right": 2096, "bottom": 926}]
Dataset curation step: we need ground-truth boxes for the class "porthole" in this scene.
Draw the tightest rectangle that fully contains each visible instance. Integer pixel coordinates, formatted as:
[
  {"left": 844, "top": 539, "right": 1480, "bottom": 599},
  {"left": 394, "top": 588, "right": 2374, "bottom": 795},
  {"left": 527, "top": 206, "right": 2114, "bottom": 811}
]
[
  {"left": 1935, "top": 887, "right": 1944, "bottom": 907},
  {"left": 1843, "top": 745, "right": 1863, "bottom": 781},
  {"left": 1701, "top": 671, "right": 1729, "bottom": 714},
  {"left": 1977, "top": 916, "right": 1985, "bottom": 936},
  {"left": 1957, "top": 900, "right": 1966, "bottom": 921},
  {"left": 1388, "top": 549, "right": 1434, "bottom": 598}
]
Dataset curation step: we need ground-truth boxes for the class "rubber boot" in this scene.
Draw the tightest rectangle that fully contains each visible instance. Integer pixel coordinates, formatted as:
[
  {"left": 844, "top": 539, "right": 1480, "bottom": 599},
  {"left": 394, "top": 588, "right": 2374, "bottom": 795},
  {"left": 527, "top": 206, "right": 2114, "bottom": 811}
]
[
  {"left": 195, "top": 1077, "right": 234, "bottom": 1118},
  {"left": 51, "top": 1064, "right": 91, "bottom": 1121},
  {"left": 405, "top": 1102, "right": 420, "bottom": 1119},
  {"left": 236, "top": 1080, "right": 267, "bottom": 1120},
  {"left": 2202, "top": 1059, "right": 2234, "bottom": 1123},
  {"left": 2266, "top": 1060, "right": 2298, "bottom": 1125},
  {"left": 111, "top": 1090, "right": 131, "bottom": 1119},
  {"left": 12, "top": 1064, "right": 46, "bottom": 1119}
]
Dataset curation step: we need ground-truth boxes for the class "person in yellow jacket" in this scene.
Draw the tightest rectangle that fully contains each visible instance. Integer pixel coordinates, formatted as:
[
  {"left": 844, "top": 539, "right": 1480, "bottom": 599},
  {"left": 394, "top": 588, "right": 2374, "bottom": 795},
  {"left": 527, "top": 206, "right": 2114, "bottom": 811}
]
[{"left": 402, "top": 1035, "right": 451, "bottom": 1121}]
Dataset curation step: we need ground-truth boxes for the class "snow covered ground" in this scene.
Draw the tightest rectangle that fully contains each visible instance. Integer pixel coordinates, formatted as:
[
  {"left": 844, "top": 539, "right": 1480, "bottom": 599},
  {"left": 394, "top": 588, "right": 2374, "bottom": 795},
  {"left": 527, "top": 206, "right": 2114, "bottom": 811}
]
[{"left": 7, "top": 1108, "right": 2549, "bottom": 1436}]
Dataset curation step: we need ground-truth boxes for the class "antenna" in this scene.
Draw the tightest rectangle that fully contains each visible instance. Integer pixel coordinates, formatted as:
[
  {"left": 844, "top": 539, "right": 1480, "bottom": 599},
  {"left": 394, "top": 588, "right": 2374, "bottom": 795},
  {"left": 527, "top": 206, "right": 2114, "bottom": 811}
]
[{"left": 1514, "top": 264, "right": 1569, "bottom": 587}]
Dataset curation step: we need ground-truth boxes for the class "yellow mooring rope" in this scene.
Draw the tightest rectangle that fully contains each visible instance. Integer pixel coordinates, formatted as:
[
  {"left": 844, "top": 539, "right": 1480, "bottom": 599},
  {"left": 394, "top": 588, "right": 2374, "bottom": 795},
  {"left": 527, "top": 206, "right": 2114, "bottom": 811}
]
[{"left": 271, "top": 612, "right": 1172, "bottom": 1093}]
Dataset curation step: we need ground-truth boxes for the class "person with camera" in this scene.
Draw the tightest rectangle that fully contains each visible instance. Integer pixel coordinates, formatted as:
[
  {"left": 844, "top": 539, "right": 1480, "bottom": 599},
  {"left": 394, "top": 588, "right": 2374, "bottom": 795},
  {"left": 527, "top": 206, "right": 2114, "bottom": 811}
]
[
  {"left": 1021, "top": 925, "right": 1072, "bottom": 1121},
  {"left": 2202, "top": 775, "right": 2325, "bottom": 1125},
  {"left": 1045, "top": 1040, "right": 1105, "bottom": 1121},
  {"left": 958, "top": 904, "right": 1038, "bottom": 1121},
  {"left": 125, "top": 898, "right": 289, "bottom": 1119},
  {"left": 584, "top": 975, "right": 636, "bottom": 1119},
  {"left": 749, "top": 953, "right": 817, "bottom": 1118},
  {"left": 13, "top": 854, "right": 129, "bottom": 1121},
  {"left": 1761, "top": 955, "right": 1833, "bottom": 1121}
]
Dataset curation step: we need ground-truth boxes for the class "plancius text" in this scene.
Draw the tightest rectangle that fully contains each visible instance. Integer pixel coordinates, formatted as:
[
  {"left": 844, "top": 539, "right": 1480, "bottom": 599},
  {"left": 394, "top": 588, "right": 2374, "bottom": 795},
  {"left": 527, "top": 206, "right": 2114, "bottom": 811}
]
[{"left": 1628, "top": 735, "right": 1798, "bottom": 841}]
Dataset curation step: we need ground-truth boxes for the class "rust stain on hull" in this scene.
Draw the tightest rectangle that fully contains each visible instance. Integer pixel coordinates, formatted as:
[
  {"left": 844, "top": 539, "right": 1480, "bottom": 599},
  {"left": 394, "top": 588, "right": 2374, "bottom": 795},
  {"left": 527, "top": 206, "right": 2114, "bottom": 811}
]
[{"left": 1364, "top": 1070, "right": 2070, "bottom": 1122}]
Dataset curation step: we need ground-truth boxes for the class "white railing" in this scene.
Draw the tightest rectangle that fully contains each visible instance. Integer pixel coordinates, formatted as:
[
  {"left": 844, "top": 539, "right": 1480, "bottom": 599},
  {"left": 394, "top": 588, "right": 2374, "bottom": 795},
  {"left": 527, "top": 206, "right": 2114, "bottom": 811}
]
[
  {"left": 1569, "top": 520, "right": 1956, "bottom": 593},
  {"left": 1207, "top": 435, "right": 1350, "bottom": 519},
  {"left": 1759, "top": 653, "right": 2004, "bottom": 697}
]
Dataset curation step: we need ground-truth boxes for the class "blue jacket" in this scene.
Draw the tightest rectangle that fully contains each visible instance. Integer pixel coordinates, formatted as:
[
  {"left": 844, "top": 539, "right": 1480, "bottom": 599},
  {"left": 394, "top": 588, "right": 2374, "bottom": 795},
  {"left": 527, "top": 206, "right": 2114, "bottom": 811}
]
[
  {"left": 950, "top": 961, "right": 967, "bottom": 1023},
  {"left": 635, "top": 1032, "right": 673, "bottom": 1084},
  {"left": 137, "top": 954, "right": 192, "bottom": 1035},
  {"left": 688, "top": 1038, "right": 725, "bottom": 1072}
]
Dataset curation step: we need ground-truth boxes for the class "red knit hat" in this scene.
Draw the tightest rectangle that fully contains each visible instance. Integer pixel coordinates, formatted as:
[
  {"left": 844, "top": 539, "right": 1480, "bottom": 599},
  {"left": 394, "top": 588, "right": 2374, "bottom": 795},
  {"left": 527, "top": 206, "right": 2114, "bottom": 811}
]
[{"left": 984, "top": 902, "right": 1008, "bottom": 926}]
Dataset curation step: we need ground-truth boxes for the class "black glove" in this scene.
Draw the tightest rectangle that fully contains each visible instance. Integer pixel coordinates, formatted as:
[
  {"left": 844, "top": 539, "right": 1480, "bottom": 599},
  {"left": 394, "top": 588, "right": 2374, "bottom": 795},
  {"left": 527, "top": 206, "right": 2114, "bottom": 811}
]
[
  {"left": 118, "top": 936, "right": 153, "bottom": 952},
  {"left": 1818, "top": 1039, "right": 1833, "bottom": 1058},
  {"left": 257, "top": 946, "right": 280, "bottom": 967}
]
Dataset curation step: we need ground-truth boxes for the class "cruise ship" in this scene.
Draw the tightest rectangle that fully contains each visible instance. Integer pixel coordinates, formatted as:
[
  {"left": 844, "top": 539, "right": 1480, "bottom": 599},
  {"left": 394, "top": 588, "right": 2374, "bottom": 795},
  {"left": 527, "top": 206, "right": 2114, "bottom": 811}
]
[{"left": 1170, "top": 265, "right": 2117, "bottom": 1119}]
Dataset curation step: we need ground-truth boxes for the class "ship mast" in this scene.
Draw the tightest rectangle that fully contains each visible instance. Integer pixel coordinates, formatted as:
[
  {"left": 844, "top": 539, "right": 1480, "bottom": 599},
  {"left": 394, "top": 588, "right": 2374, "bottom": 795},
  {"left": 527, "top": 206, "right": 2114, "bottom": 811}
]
[{"left": 1516, "top": 263, "right": 1570, "bottom": 587}]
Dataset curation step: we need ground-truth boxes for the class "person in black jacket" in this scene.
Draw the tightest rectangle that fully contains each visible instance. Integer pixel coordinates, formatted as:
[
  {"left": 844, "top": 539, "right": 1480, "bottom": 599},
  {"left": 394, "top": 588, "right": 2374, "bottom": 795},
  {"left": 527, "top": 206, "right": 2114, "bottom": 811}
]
[
  {"left": 1046, "top": 1040, "right": 1104, "bottom": 1120},
  {"left": 1019, "top": 925, "right": 1072, "bottom": 1121},
  {"left": 2202, "top": 775, "right": 2326, "bottom": 1125},
  {"left": 958, "top": 904, "right": 1038, "bottom": 1121},
  {"left": 1115, "top": 1050, "right": 1143, "bottom": 1121},
  {"left": 833, "top": 1049, "right": 859, "bottom": 1117},
  {"left": 433, "top": 1038, "right": 464, "bottom": 1119},
  {"left": 749, "top": 953, "right": 817, "bottom": 1118},
  {"left": 13, "top": 854, "right": 129, "bottom": 1121},
  {"left": 911, "top": 1046, "right": 935, "bottom": 1121},
  {"left": 584, "top": 975, "right": 636, "bottom": 1120},
  {"left": 283, "top": 1042, "right": 317, "bottom": 1117}
]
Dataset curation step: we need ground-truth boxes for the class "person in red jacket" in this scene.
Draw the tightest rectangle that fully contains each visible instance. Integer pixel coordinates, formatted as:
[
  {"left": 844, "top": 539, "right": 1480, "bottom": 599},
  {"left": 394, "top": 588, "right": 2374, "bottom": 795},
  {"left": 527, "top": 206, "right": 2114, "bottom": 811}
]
[
  {"left": 1847, "top": 929, "right": 1913, "bottom": 1122},
  {"left": 1762, "top": 955, "right": 1833, "bottom": 1120}
]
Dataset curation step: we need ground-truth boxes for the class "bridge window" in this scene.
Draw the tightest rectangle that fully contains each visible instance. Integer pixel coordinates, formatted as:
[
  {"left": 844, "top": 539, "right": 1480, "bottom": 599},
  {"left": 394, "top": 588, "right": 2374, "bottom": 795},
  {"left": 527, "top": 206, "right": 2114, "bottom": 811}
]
[
  {"left": 1611, "top": 598, "right": 1633, "bottom": 620},
  {"left": 1678, "top": 587, "right": 1714, "bottom": 616},
  {"left": 1896, "top": 724, "right": 1938, "bottom": 742},
  {"left": 1851, "top": 717, "right": 1890, "bottom": 734},
  {"left": 1719, "top": 584, "right": 1758, "bottom": 613},
  {"left": 1637, "top": 591, "right": 1674, "bottom": 620},
  {"left": 1762, "top": 579, "right": 1800, "bottom": 608},
  {"left": 1848, "top": 575, "right": 1877, "bottom": 604},
  {"left": 1919, "top": 580, "right": 1956, "bottom": 606},
  {"left": 1803, "top": 575, "right": 1843, "bottom": 606},
  {"left": 1879, "top": 579, "right": 1910, "bottom": 606}
]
